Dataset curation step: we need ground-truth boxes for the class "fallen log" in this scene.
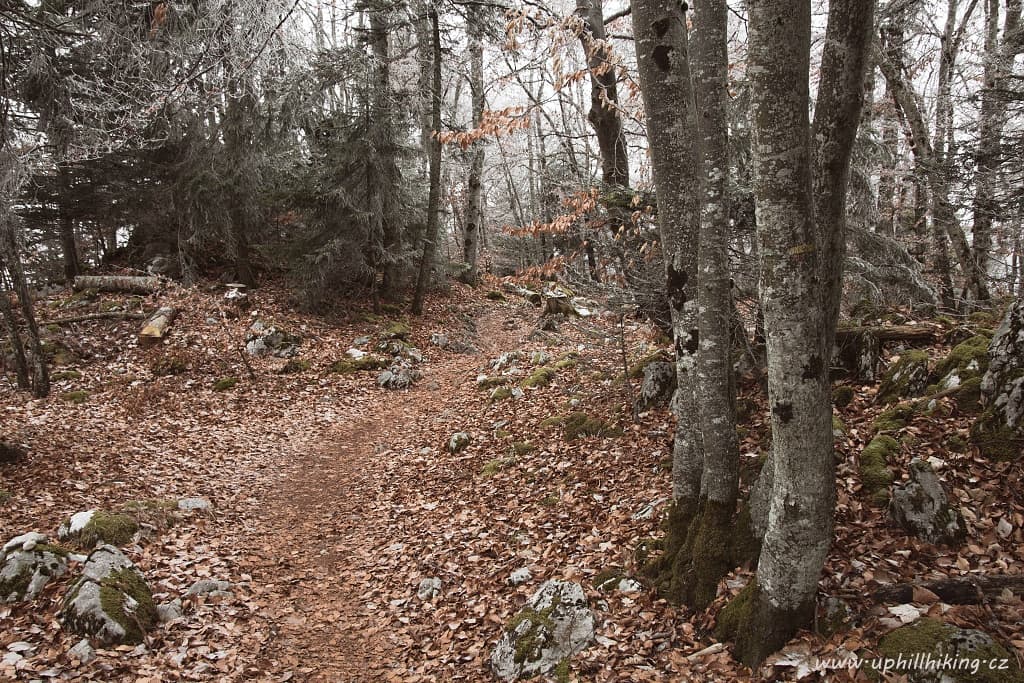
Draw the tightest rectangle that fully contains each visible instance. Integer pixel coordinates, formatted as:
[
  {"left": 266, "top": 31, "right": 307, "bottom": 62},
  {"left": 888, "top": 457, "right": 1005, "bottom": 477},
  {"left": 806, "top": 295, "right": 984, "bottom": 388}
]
[
  {"left": 873, "top": 575, "right": 1024, "bottom": 605},
  {"left": 43, "top": 312, "right": 147, "bottom": 325},
  {"left": 139, "top": 307, "right": 177, "bottom": 344},
  {"left": 835, "top": 324, "right": 938, "bottom": 343},
  {"left": 73, "top": 275, "right": 159, "bottom": 294}
]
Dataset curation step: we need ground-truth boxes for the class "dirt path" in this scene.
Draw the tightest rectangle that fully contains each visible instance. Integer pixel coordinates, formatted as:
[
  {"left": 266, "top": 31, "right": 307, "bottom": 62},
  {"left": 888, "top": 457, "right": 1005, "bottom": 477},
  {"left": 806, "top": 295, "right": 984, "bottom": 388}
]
[{"left": 237, "top": 308, "right": 523, "bottom": 682}]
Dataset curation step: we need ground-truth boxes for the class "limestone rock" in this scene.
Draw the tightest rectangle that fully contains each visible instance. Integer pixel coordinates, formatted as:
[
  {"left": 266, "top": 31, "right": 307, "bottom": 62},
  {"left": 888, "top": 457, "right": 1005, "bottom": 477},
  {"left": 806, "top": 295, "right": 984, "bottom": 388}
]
[
  {"left": 177, "top": 497, "right": 212, "bottom": 513},
  {"left": 889, "top": 459, "right": 966, "bottom": 546},
  {"left": 1, "top": 533, "right": 68, "bottom": 602},
  {"left": 877, "top": 351, "right": 930, "bottom": 404},
  {"left": 508, "top": 568, "right": 532, "bottom": 586},
  {"left": 245, "top": 322, "right": 301, "bottom": 358},
  {"left": 877, "top": 618, "right": 1023, "bottom": 683},
  {"left": 636, "top": 361, "right": 676, "bottom": 410},
  {"left": 58, "top": 510, "right": 138, "bottom": 548},
  {"left": 377, "top": 365, "right": 421, "bottom": 390},
  {"left": 61, "top": 545, "right": 156, "bottom": 645},
  {"left": 68, "top": 638, "right": 96, "bottom": 664},
  {"left": 973, "top": 301, "right": 1024, "bottom": 459},
  {"left": 490, "top": 580, "right": 595, "bottom": 681},
  {"left": 156, "top": 598, "right": 183, "bottom": 622},
  {"left": 448, "top": 432, "right": 471, "bottom": 454},
  {"left": 417, "top": 577, "right": 441, "bottom": 600},
  {"left": 186, "top": 579, "right": 232, "bottom": 598}
]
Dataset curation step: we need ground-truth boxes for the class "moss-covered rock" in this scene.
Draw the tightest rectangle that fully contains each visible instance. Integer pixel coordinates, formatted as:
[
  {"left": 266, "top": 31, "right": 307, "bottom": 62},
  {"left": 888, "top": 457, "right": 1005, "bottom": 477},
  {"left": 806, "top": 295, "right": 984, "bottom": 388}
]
[
  {"left": 832, "top": 385, "right": 855, "bottom": 408},
  {"left": 278, "top": 358, "right": 311, "bottom": 374},
  {"left": 150, "top": 353, "right": 188, "bottom": 377},
  {"left": 61, "top": 545, "right": 156, "bottom": 645},
  {"left": 51, "top": 370, "right": 83, "bottom": 382},
  {"left": 972, "top": 301, "right": 1024, "bottom": 460},
  {"left": 860, "top": 435, "right": 899, "bottom": 503},
  {"left": 875, "top": 618, "right": 1023, "bottom": 683},
  {"left": 522, "top": 367, "right": 557, "bottom": 388},
  {"left": 874, "top": 403, "right": 920, "bottom": 433},
  {"left": 481, "top": 457, "right": 516, "bottom": 477},
  {"left": 485, "top": 290, "right": 506, "bottom": 301},
  {"left": 833, "top": 415, "right": 847, "bottom": 438},
  {"left": 383, "top": 321, "right": 411, "bottom": 340},
  {"left": 477, "top": 376, "right": 509, "bottom": 389},
  {"left": 59, "top": 510, "right": 139, "bottom": 548},
  {"left": 877, "top": 350, "right": 931, "bottom": 404},
  {"left": 448, "top": 432, "right": 471, "bottom": 453},
  {"left": 212, "top": 377, "right": 238, "bottom": 392},
  {"left": 626, "top": 351, "right": 671, "bottom": 380},
  {"left": 1, "top": 534, "right": 69, "bottom": 603},
  {"left": 330, "top": 356, "right": 388, "bottom": 374},
  {"left": 562, "top": 412, "right": 623, "bottom": 440},
  {"left": 490, "top": 387, "right": 513, "bottom": 402},
  {"left": 932, "top": 334, "right": 992, "bottom": 392},
  {"left": 61, "top": 390, "right": 89, "bottom": 404},
  {"left": 512, "top": 442, "right": 535, "bottom": 456}
]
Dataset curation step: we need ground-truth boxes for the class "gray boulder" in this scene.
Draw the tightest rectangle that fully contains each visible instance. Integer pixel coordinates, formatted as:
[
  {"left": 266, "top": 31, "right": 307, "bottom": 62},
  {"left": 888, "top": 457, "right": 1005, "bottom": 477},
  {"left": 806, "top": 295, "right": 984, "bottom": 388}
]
[
  {"left": 245, "top": 322, "right": 301, "bottom": 358},
  {"left": 1, "top": 532, "right": 69, "bottom": 602},
  {"left": 636, "top": 361, "right": 676, "bottom": 410},
  {"left": 490, "top": 580, "right": 595, "bottom": 681},
  {"left": 186, "top": 579, "right": 232, "bottom": 598},
  {"left": 377, "top": 365, "right": 421, "bottom": 390},
  {"left": 889, "top": 459, "right": 966, "bottom": 546},
  {"left": 973, "top": 300, "right": 1024, "bottom": 459},
  {"left": 448, "top": 432, "right": 471, "bottom": 454},
  {"left": 61, "top": 545, "right": 156, "bottom": 645},
  {"left": 877, "top": 618, "right": 1023, "bottom": 682}
]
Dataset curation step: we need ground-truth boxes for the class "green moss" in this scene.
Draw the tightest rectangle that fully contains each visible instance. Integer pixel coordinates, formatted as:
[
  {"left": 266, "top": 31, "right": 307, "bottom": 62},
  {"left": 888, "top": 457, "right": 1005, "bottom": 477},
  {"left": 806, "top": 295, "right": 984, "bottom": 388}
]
[
  {"left": 626, "top": 351, "right": 670, "bottom": 379},
  {"left": 971, "top": 410, "right": 1023, "bottom": 461},
  {"left": 478, "top": 376, "right": 509, "bottom": 389},
  {"left": 481, "top": 457, "right": 516, "bottom": 477},
  {"left": 495, "top": 429, "right": 512, "bottom": 439},
  {"left": 0, "top": 489, "right": 11, "bottom": 505},
  {"left": 540, "top": 495, "right": 559, "bottom": 507},
  {"left": 933, "top": 335, "right": 992, "bottom": 385},
  {"left": 0, "top": 567, "right": 32, "bottom": 600},
  {"left": 832, "top": 415, "right": 847, "bottom": 437},
  {"left": 512, "top": 442, "right": 535, "bottom": 456},
  {"left": 968, "top": 310, "right": 999, "bottom": 326},
  {"left": 72, "top": 511, "right": 140, "bottom": 547},
  {"left": 539, "top": 415, "right": 566, "bottom": 428},
  {"left": 98, "top": 568, "right": 157, "bottom": 644},
  {"left": 485, "top": 290, "right": 506, "bottom": 301},
  {"left": 522, "top": 367, "right": 557, "bottom": 388},
  {"left": 715, "top": 580, "right": 756, "bottom": 641},
  {"left": 489, "top": 387, "right": 513, "bottom": 402},
  {"left": 634, "top": 537, "right": 663, "bottom": 569},
  {"left": 121, "top": 498, "right": 179, "bottom": 530},
  {"left": 953, "top": 376, "right": 984, "bottom": 413},
  {"left": 562, "top": 412, "right": 623, "bottom": 440},
  {"left": 873, "top": 403, "right": 919, "bottom": 433},
  {"left": 383, "top": 321, "right": 411, "bottom": 340},
  {"left": 948, "top": 435, "right": 968, "bottom": 452},
  {"left": 508, "top": 595, "right": 561, "bottom": 664},
  {"left": 877, "top": 350, "right": 930, "bottom": 404},
  {"left": 61, "top": 390, "right": 89, "bottom": 404},
  {"left": 279, "top": 358, "right": 311, "bottom": 374},
  {"left": 832, "top": 385, "right": 855, "bottom": 408},
  {"left": 876, "top": 618, "right": 1023, "bottom": 683},
  {"left": 553, "top": 658, "right": 571, "bottom": 683},
  {"left": 150, "top": 353, "right": 188, "bottom": 377},
  {"left": 936, "top": 315, "right": 955, "bottom": 326},
  {"left": 330, "top": 356, "right": 388, "bottom": 374},
  {"left": 51, "top": 370, "right": 82, "bottom": 382},
  {"left": 554, "top": 358, "right": 578, "bottom": 370},
  {"left": 212, "top": 377, "right": 238, "bottom": 392},
  {"left": 860, "top": 435, "right": 898, "bottom": 498}
]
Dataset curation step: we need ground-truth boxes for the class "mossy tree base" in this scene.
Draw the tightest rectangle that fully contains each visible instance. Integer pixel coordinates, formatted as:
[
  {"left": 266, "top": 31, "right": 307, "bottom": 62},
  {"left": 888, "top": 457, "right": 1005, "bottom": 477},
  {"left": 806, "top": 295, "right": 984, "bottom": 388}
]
[
  {"left": 644, "top": 497, "right": 756, "bottom": 610},
  {"left": 721, "top": 581, "right": 815, "bottom": 668}
]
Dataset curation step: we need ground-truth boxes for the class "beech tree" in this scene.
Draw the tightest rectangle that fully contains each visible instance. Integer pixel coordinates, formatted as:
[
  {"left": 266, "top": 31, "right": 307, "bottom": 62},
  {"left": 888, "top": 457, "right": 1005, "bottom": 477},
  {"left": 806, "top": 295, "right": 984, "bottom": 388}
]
[{"left": 716, "top": 0, "right": 875, "bottom": 665}]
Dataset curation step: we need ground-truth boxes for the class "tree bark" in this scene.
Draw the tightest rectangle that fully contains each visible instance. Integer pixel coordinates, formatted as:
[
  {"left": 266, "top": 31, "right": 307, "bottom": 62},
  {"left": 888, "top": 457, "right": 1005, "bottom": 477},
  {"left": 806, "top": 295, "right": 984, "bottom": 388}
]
[
  {"left": 631, "top": 0, "right": 703, "bottom": 600},
  {"left": 729, "top": 0, "right": 874, "bottom": 667},
  {"left": 461, "top": 3, "right": 485, "bottom": 286},
  {"left": 0, "top": 286, "right": 30, "bottom": 389},
  {"left": 687, "top": 0, "right": 741, "bottom": 610},
  {"left": 411, "top": 4, "right": 443, "bottom": 315},
  {"left": 577, "top": 0, "right": 629, "bottom": 188}
]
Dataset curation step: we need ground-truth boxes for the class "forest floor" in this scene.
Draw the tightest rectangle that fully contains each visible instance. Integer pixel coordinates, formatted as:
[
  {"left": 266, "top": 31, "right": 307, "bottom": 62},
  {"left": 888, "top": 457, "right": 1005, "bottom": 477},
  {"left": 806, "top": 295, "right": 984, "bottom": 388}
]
[{"left": 1, "top": 278, "right": 1023, "bottom": 682}]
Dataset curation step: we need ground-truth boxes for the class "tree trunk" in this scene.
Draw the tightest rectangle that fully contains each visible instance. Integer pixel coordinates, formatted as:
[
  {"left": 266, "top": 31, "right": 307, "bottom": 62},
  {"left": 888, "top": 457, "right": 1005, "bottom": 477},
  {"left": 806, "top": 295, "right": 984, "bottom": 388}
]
[
  {"left": 73, "top": 275, "right": 159, "bottom": 294},
  {"left": 971, "top": 0, "right": 1021, "bottom": 300},
  {"left": 1, "top": 230, "right": 49, "bottom": 398},
  {"left": 728, "top": 0, "right": 874, "bottom": 667},
  {"left": 686, "top": 0, "right": 741, "bottom": 610},
  {"left": 411, "top": 4, "right": 443, "bottom": 315},
  {"left": 0, "top": 285, "right": 30, "bottom": 389},
  {"left": 631, "top": 0, "right": 703, "bottom": 598},
  {"left": 58, "top": 163, "right": 80, "bottom": 283},
  {"left": 576, "top": 0, "right": 629, "bottom": 189},
  {"left": 461, "top": 4, "right": 485, "bottom": 285}
]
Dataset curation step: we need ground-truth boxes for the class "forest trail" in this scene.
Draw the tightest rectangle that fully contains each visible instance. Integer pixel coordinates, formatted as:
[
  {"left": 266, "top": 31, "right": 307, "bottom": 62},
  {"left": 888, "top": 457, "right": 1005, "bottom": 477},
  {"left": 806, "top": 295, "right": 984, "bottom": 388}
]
[{"left": 239, "top": 306, "right": 527, "bottom": 681}]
